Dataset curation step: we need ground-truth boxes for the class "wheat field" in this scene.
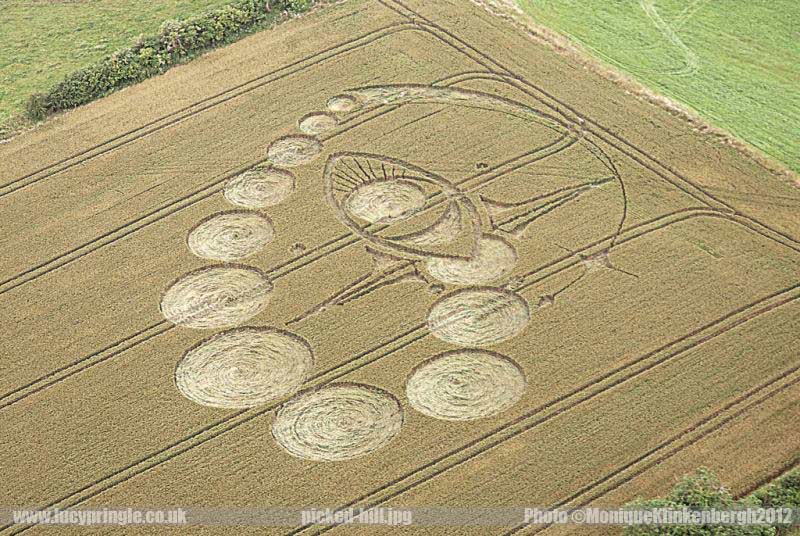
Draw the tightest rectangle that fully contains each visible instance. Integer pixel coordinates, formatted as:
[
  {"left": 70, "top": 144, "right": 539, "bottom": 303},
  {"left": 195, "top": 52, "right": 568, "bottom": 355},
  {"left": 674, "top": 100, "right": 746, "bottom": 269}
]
[{"left": 0, "top": 0, "right": 797, "bottom": 534}]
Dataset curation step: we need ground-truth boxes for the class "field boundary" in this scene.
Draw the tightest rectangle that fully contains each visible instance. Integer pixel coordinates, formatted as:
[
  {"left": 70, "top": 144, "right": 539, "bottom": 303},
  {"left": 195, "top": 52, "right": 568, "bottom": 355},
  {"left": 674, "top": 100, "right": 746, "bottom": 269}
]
[
  {"left": 380, "top": 1, "right": 799, "bottom": 246},
  {"left": 4, "top": 0, "right": 331, "bottom": 139},
  {"left": 0, "top": 21, "right": 417, "bottom": 197},
  {"left": 465, "top": 0, "right": 799, "bottom": 184},
  {"left": 736, "top": 457, "right": 800, "bottom": 500}
]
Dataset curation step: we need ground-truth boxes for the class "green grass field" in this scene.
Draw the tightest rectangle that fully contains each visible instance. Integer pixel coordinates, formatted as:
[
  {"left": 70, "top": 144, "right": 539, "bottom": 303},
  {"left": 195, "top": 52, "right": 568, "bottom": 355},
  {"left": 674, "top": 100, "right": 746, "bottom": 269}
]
[
  {"left": 0, "top": 0, "right": 231, "bottom": 133},
  {"left": 515, "top": 0, "right": 800, "bottom": 173}
]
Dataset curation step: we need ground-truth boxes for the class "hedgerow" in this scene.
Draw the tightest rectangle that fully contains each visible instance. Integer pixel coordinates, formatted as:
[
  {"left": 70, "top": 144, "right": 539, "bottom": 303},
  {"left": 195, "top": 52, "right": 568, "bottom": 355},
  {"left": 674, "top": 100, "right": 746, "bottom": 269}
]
[
  {"left": 624, "top": 468, "right": 800, "bottom": 535},
  {"left": 26, "top": 0, "right": 316, "bottom": 120}
]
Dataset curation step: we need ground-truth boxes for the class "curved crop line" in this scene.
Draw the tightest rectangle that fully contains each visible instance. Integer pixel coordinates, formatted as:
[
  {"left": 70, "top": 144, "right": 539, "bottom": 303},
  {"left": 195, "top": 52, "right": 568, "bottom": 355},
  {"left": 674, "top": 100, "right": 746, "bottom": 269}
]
[
  {"left": 380, "top": 2, "right": 798, "bottom": 247},
  {"left": 433, "top": 71, "right": 629, "bottom": 246},
  {"left": 4, "top": 212, "right": 796, "bottom": 535},
  {"left": 415, "top": 60, "right": 724, "bottom": 213},
  {"left": 674, "top": 0, "right": 710, "bottom": 30}
]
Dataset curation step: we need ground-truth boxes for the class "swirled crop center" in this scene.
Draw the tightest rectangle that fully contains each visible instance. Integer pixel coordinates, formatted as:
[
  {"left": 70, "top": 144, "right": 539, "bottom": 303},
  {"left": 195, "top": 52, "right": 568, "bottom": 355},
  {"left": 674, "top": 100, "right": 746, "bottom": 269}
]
[
  {"left": 224, "top": 166, "right": 296, "bottom": 208},
  {"left": 187, "top": 211, "right": 275, "bottom": 262},
  {"left": 272, "top": 383, "right": 403, "bottom": 461},
  {"left": 427, "top": 287, "right": 530, "bottom": 347},
  {"left": 345, "top": 179, "right": 427, "bottom": 224},
  {"left": 406, "top": 350, "right": 526, "bottom": 421},
  {"left": 175, "top": 327, "right": 313, "bottom": 408},
  {"left": 160, "top": 265, "right": 273, "bottom": 329}
]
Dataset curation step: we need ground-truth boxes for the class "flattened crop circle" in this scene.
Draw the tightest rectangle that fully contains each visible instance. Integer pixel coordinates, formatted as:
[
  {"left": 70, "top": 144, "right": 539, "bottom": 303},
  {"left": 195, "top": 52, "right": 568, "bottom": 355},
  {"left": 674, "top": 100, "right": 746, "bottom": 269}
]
[
  {"left": 406, "top": 349, "right": 526, "bottom": 420},
  {"left": 224, "top": 166, "right": 296, "bottom": 208},
  {"left": 345, "top": 179, "right": 427, "bottom": 224},
  {"left": 272, "top": 383, "right": 403, "bottom": 461},
  {"left": 160, "top": 265, "right": 273, "bottom": 329},
  {"left": 425, "top": 235, "right": 517, "bottom": 285},
  {"left": 326, "top": 95, "right": 360, "bottom": 113},
  {"left": 266, "top": 136, "right": 323, "bottom": 167},
  {"left": 298, "top": 112, "right": 338, "bottom": 135},
  {"left": 427, "top": 287, "right": 530, "bottom": 347},
  {"left": 187, "top": 211, "right": 274, "bottom": 261},
  {"left": 175, "top": 327, "right": 314, "bottom": 408}
]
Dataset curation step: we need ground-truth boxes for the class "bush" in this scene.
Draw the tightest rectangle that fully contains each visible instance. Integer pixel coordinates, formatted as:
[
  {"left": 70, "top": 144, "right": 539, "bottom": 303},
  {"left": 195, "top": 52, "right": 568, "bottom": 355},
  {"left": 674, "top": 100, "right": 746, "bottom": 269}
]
[
  {"left": 26, "top": 93, "right": 48, "bottom": 121},
  {"left": 754, "top": 469, "right": 800, "bottom": 535},
  {"left": 26, "top": 0, "right": 316, "bottom": 120},
  {"left": 623, "top": 468, "right": 800, "bottom": 535},
  {"left": 624, "top": 468, "right": 776, "bottom": 535},
  {"left": 756, "top": 470, "right": 800, "bottom": 510}
]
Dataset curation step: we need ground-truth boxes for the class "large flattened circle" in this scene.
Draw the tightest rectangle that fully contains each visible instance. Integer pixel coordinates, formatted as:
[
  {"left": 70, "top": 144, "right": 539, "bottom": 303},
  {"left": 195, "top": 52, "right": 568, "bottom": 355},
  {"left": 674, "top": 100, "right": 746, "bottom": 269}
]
[
  {"left": 175, "top": 327, "right": 314, "bottom": 408},
  {"left": 187, "top": 211, "right": 274, "bottom": 262},
  {"left": 406, "top": 349, "right": 526, "bottom": 421},
  {"left": 160, "top": 265, "right": 273, "bottom": 329},
  {"left": 426, "top": 287, "right": 530, "bottom": 347},
  {"left": 266, "top": 136, "right": 323, "bottom": 167},
  {"left": 272, "top": 383, "right": 403, "bottom": 461},
  {"left": 425, "top": 235, "right": 517, "bottom": 285},
  {"left": 224, "top": 166, "right": 296, "bottom": 208},
  {"left": 345, "top": 179, "right": 427, "bottom": 224}
]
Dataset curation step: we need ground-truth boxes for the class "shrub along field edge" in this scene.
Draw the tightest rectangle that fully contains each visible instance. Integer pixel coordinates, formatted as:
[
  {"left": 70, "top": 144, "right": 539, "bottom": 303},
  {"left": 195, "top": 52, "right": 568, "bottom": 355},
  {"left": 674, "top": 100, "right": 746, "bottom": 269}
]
[
  {"left": 23, "top": 0, "right": 316, "bottom": 123},
  {"left": 625, "top": 467, "right": 800, "bottom": 535}
]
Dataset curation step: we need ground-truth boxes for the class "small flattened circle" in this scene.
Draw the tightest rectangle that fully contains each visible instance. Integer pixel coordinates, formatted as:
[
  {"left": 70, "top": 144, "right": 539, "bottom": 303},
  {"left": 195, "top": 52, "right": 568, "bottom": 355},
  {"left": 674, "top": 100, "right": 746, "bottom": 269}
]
[
  {"left": 187, "top": 211, "right": 274, "bottom": 262},
  {"left": 298, "top": 112, "right": 338, "bottom": 135},
  {"left": 326, "top": 94, "right": 360, "bottom": 113},
  {"left": 224, "top": 166, "right": 296, "bottom": 208}
]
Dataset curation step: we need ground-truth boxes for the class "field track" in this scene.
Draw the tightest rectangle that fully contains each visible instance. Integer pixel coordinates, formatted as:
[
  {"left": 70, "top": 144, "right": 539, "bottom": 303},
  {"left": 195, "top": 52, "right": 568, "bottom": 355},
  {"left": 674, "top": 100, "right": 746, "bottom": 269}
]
[{"left": 0, "top": 0, "right": 797, "bottom": 534}]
